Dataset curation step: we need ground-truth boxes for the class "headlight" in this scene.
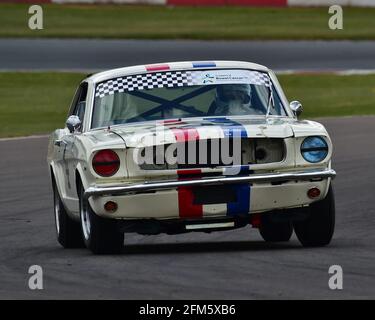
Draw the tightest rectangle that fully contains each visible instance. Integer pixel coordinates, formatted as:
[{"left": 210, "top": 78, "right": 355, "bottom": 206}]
[{"left": 301, "top": 136, "right": 328, "bottom": 163}]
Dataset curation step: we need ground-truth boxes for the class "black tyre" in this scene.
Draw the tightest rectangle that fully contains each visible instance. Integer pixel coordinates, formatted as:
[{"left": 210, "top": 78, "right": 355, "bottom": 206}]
[
  {"left": 259, "top": 219, "right": 293, "bottom": 242},
  {"left": 52, "top": 179, "right": 84, "bottom": 248},
  {"left": 293, "top": 184, "right": 335, "bottom": 247},
  {"left": 78, "top": 182, "right": 124, "bottom": 254}
]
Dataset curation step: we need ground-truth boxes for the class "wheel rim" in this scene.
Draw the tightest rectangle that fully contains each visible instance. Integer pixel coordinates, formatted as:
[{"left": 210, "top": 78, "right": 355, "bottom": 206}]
[
  {"left": 80, "top": 196, "right": 91, "bottom": 241},
  {"left": 53, "top": 187, "right": 61, "bottom": 235}
]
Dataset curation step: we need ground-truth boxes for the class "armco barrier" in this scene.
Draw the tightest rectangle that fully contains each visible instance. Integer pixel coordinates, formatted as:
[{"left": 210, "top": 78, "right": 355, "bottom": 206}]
[
  {"left": 6, "top": 0, "right": 51, "bottom": 3},
  {"left": 4, "top": 0, "right": 375, "bottom": 7},
  {"left": 288, "top": 0, "right": 375, "bottom": 6},
  {"left": 167, "top": 0, "right": 287, "bottom": 6}
]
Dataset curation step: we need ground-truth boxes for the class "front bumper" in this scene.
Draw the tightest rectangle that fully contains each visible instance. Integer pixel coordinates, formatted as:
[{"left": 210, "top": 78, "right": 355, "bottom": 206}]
[
  {"left": 116, "top": 208, "right": 310, "bottom": 235},
  {"left": 84, "top": 168, "right": 336, "bottom": 201}
]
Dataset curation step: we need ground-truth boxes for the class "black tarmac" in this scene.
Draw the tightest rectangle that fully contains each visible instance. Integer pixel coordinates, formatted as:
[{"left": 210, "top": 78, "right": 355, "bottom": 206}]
[{"left": 1, "top": 117, "right": 375, "bottom": 299}]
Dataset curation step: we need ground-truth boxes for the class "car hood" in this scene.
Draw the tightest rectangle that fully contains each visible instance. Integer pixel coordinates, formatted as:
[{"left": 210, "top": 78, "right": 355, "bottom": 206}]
[{"left": 99, "top": 117, "right": 326, "bottom": 148}]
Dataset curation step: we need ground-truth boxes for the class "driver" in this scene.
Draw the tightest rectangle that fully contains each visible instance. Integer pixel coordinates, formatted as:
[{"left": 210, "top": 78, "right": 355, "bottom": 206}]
[{"left": 211, "top": 84, "right": 257, "bottom": 116}]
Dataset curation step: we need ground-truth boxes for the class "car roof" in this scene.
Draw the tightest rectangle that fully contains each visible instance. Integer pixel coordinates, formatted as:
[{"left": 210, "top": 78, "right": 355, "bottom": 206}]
[{"left": 85, "top": 61, "right": 270, "bottom": 84}]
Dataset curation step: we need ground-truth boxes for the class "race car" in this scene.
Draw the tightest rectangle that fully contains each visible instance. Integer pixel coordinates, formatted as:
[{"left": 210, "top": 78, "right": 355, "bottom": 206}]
[{"left": 47, "top": 61, "right": 336, "bottom": 254}]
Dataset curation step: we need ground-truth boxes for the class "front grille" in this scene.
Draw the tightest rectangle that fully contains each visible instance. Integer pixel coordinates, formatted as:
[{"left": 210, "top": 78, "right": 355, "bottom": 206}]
[{"left": 138, "top": 138, "right": 285, "bottom": 170}]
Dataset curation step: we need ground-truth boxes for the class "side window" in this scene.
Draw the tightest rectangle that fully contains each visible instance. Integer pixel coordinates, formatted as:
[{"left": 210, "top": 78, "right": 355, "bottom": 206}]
[
  {"left": 70, "top": 82, "right": 88, "bottom": 124},
  {"left": 75, "top": 101, "right": 86, "bottom": 123}
]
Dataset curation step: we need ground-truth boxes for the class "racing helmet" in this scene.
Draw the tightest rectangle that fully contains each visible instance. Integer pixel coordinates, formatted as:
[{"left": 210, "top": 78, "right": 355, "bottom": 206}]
[{"left": 214, "top": 84, "right": 252, "bottom": 115}]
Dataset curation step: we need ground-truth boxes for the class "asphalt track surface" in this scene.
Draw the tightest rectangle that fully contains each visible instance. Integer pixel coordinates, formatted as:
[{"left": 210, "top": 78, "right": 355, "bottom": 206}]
[
  {"left": 1, "top": 116, "right": 375, "bottom": 299},
  {"left": 1, "top": 39, "right": 375, "bottom": 71}
]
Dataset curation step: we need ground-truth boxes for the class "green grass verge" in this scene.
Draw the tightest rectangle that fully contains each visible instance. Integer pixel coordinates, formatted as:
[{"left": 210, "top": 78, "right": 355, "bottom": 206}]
[
  {"left": 1, "top": 4, "right": 375, "bottom": 40},
  {"left": 1, "top": 72, "right": 375, "bottom": 138},
  {"left": 0, "top": 72, "right": 84, "bottom": 138},
  {"left": 278, "top": 74, "right": 375, "bottom": 118}
]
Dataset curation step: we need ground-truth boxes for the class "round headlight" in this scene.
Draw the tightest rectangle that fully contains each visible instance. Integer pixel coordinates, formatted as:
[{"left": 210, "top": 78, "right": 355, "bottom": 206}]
[{"left": 301, "top": 136, "right": 328, "bottom": 163}]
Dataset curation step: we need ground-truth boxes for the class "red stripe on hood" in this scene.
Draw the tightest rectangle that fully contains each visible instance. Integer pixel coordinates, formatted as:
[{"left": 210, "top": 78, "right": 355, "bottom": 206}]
[{"left": 171, "top": 127, "right": 200, "bottom": 143}]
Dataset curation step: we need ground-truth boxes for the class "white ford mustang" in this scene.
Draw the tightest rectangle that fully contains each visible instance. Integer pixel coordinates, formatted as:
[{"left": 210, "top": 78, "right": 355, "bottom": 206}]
[{"left": 47, "top": 61, "right": 336, "bottom": 254}]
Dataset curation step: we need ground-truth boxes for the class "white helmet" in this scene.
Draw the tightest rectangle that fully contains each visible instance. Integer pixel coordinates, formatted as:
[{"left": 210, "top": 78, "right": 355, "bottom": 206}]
[{"left": 214, "top": 84, "right": 252, "bottom": 115}]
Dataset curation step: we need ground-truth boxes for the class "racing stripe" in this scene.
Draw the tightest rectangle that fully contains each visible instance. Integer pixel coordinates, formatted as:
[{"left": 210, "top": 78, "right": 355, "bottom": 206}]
[
  {"left": 171, "top": 127, "right": 199, "bottom": 142},
  {"left": 176, "top": 169, "right": 203, "bottom": 218},
  {"left": 203, "top": 117, "right": 248, "bottom": 138},
  {"left": 227, "top": 176, "right": 251, "bottom": 216},
  {"left": 204, "top": 117, "right": 251, "bottom": 216},
  {"left": 169, "top": 126, "right": 203, "bottom": 219},
  {"left": 145, "top": 64, "right": 170, "bottom": 72},
  {"left": 192, "top": 62, "right": 216, "bottom": 68}
]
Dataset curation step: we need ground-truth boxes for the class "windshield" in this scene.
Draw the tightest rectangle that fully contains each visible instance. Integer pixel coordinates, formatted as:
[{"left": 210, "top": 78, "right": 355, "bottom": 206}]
[{"left": 92, "top": 69, "right": 286, "bottom": 128}]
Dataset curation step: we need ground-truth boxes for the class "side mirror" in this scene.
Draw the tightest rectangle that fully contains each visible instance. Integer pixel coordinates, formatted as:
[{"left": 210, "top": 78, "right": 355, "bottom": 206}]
[
  {"left": 66, "top": 115, "right": 82, "bottom": 133},
  {"left": 289, "top": 100, "right": 303, "bottom": 118}
]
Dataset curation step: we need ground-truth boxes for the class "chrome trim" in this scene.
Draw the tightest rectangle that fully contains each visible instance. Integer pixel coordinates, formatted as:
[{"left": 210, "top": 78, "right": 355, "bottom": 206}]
[
  {"left": 186, "top": 222, "right": 235, "bottom": 230},
  {"left": 84, "top": 168, "right": 336, "bottom": 201},
  {"left": 290, "top": 100, "right": 303, "bottom": 118}
]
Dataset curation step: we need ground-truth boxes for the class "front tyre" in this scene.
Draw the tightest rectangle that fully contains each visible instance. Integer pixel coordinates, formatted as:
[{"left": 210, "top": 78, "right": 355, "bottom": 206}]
[
  {"left": 259, "top": 220, "right": 293, "bottom": 242},
  {"left": 78, "top": 183, "right": 124, "bottom": 254},
  {"left": 293, "top": 184, "right": 335, "bottom": 247},
  {"left": 52, "top": 179, "right": 84, "bottom": 248}
]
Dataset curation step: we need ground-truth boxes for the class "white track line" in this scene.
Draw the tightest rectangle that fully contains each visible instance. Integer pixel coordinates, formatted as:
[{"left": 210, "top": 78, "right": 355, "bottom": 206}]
[
  {"left": 0, "top": 134, "right": 49, "bottom": 142},
  {"left": 276, "top": 69, "right": 375, "bottom": 75}
]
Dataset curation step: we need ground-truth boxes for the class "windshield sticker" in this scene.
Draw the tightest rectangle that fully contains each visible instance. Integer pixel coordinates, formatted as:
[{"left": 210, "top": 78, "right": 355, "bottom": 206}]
[
  {"left": 95, "top": 70, "right": 270, "bottom": 98},
  {"left": 191, "top": 70, "right": 270, "bottom": 87}
]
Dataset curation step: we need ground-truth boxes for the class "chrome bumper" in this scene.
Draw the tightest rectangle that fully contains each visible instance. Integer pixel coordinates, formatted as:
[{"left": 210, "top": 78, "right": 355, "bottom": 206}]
[{"left": 84, "top": 168, "right": 336, "bottom": 201}]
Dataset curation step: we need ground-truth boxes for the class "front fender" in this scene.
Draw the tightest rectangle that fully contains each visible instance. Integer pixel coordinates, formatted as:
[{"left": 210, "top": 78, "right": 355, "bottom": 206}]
[{"left": 75, "top": 161, "right": 91, "bottom": 194}]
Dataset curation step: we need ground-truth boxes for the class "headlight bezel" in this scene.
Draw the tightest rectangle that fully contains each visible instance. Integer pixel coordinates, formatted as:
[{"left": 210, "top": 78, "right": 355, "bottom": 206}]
[{"left": 300, "top": 136, "right": 329, "bottom": 163}]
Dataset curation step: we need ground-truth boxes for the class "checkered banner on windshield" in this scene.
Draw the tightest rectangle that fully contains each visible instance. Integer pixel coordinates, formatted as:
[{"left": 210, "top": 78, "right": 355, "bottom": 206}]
[{"left": 95, "top": 70, "right": 271, "bottom": 98}]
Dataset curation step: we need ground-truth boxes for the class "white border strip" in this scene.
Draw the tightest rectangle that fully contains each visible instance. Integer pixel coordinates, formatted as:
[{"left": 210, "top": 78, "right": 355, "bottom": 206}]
[
  {"left": 0, "top": 134, "right": 49, "bottom": 142},
  {"left": 48, "top": 0, "right": 375, "bottom": 5},
  {"left": 276, "top": 69, "right": 375, "bottom": 75},
  {"left": 288, "top": 0, "right": 375, "bottom": 7}
]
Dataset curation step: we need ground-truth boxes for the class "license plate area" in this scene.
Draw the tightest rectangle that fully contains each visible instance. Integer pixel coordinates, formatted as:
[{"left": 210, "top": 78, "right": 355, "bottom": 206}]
[{"left": 192, "top": 185, "right": 237, "bottom": 205}]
